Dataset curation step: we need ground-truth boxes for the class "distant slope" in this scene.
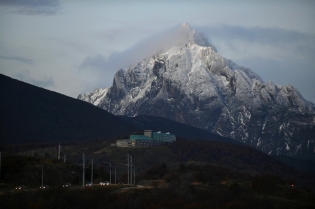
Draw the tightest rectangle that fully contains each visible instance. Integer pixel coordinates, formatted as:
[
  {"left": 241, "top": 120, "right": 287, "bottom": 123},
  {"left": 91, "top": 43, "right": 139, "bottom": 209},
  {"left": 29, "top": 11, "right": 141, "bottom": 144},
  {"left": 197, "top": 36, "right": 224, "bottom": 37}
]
[
  {"left": 0, "top": 74, "right": 137, "bottom": 144},
  {"left": 119, "top": 115, "right": 241, "bottom": 144},
  {"left": 274, "top": 155, "right": 315, "bottom": 173}
]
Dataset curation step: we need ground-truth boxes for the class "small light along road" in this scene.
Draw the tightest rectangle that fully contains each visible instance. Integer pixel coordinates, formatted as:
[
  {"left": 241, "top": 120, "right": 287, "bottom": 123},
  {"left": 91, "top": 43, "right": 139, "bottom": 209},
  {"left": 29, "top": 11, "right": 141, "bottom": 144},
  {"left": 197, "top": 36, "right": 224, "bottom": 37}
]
[
  {"left": 1, "top": 184, "right": 146, "bottom": 195},
  {"left": 110, "top": 185, "right": 145, "bottom": 194}
]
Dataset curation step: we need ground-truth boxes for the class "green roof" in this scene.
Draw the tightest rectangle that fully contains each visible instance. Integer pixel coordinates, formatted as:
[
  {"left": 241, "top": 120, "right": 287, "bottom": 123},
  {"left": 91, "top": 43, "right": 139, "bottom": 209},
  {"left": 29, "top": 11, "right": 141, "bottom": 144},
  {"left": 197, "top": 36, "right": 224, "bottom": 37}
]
[{"left": 130, "top": 134, "right": 152, "bottom": 140}]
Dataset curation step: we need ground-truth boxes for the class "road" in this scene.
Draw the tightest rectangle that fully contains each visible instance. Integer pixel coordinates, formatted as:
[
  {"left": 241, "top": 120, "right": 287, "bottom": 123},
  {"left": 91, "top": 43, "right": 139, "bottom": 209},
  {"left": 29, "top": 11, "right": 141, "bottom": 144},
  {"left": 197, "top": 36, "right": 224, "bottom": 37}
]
[{"left": 110, "top": 185, "right": 145, "bottom": 194}]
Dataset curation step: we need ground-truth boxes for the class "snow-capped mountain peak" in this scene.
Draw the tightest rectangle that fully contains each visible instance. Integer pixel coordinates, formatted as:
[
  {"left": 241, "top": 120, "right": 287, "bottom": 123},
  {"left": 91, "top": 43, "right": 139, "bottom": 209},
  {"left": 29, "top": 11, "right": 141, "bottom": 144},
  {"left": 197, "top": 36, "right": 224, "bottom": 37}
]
[
  {"left": 78, "top": 23, "right": 315, "bottom": 159},
  {"left": 181, "top": 22, "right": 191, "bottom": 30}
]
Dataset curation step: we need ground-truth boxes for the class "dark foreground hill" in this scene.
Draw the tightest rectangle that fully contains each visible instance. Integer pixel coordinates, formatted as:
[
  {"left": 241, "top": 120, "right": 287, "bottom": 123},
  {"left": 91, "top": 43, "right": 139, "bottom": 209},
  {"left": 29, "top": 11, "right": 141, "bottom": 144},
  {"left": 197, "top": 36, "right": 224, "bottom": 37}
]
[
  {"left": 3, "top": 137, "right": 313, "bottom": 188},
  {"left": 0, "top": 74, "right": 137, "bottom": 144},
  {"left": 1, "top": 137, "right": 315, "bottom": 209},
  {"left": 1, "top": 74, "right": 240, "bottom": 145}
]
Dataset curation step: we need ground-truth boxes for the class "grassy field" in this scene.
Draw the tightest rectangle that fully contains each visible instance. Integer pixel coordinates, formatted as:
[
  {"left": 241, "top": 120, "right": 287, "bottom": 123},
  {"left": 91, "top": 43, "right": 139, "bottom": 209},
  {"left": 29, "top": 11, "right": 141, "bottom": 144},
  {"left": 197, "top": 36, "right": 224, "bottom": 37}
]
[{"left": 0, "top": 179, "right": 314, "bottom": 209}]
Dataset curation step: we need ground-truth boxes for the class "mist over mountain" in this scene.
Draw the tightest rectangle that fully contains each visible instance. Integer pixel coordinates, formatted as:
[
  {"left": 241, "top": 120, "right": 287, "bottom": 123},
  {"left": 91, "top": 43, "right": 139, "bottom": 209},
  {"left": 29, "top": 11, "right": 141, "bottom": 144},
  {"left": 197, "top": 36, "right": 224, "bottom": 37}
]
[{"left": 78, "top": 23, "right": 315, "bottom": 160}]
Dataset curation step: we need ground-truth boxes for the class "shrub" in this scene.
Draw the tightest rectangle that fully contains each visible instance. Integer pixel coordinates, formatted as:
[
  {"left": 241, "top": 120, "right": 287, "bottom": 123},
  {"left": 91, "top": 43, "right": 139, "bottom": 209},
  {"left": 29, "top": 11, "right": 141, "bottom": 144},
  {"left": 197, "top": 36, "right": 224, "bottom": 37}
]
[{"left": 251, "top": 175, "right": 282, "bottom": 194}]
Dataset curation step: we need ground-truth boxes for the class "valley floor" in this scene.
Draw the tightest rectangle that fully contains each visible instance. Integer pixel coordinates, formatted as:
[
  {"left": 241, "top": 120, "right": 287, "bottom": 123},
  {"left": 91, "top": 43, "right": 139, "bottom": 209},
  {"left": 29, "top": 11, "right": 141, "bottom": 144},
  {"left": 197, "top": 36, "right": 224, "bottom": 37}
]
[{"left": 0, "top": 181, "right": 314, "bottom": 209}]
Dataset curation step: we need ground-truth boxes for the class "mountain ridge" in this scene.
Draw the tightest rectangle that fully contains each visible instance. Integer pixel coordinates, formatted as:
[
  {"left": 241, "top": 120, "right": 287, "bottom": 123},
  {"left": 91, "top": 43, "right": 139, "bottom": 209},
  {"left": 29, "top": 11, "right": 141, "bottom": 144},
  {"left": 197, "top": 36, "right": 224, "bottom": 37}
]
[
  {"left": 0, "top": 74, "right": 136, "bottom": 144},
  {"left": 78, "top": 24, "right": 315, "bottom": 160}
]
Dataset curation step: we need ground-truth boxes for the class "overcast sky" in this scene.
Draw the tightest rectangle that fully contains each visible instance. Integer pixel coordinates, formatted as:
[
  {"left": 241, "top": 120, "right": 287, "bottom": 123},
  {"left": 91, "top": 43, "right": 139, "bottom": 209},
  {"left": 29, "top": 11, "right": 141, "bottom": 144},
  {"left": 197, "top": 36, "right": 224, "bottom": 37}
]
[{"left": 0, "top": 0, "right": 314, "bottom": 102}]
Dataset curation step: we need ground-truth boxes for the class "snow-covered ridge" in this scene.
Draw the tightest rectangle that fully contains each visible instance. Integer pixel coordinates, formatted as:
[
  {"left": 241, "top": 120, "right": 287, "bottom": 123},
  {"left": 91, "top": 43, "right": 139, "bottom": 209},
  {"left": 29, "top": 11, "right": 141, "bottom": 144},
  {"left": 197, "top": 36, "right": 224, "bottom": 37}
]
[
  {"left": 78, "top": 23, "right": 315, "bottom": 159},
  {"left": 78, "top": 87, "right": 109, "bottom": 106}
]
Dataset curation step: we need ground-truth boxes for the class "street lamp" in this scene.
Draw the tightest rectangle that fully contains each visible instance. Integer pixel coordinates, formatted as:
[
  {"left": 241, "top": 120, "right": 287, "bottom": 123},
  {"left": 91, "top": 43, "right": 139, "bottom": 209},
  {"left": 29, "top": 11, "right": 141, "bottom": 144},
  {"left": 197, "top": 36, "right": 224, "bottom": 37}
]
[
  {"left": 130, "top": 155, "right": 132, "bottom": 185},
  {"left": 0, "top": 152, "right": 2, "bottom": 180},
  {"left": 122, "top": 163, "right": 134, "bottom": 185},
  {"left": 111, "top": 166, "right": 116, "bottom": 184},
  {"left": 75, "top": 153, "right": 85, "bottom": 188},
  {"left": 35, "top": 165, "right": 43, "bottom": 189},
  {"left": 84, "top": 159, "right": 94, "bottom": 186},
  {"left": 131, "top": 165, "right": 135, "bottom": 185},
  {"left": 124, "top": 154, "right": 131, "bottom": 184},
  {"left": 103, "top": 161, "right": 111, "bottom": 185},
  {"left": 91, "top": 159, "right": 93, "bottom": 185},
  {"left": 83, "top": 153, "right": 85, "bottom": 188}
]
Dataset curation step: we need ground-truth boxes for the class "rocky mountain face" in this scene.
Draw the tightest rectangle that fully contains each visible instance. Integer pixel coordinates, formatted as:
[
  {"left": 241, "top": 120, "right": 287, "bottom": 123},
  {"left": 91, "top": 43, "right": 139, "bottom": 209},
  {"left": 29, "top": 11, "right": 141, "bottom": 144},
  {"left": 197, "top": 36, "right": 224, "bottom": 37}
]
[{"left": 78, "top": 23, "right": 315, "bottom": 159}]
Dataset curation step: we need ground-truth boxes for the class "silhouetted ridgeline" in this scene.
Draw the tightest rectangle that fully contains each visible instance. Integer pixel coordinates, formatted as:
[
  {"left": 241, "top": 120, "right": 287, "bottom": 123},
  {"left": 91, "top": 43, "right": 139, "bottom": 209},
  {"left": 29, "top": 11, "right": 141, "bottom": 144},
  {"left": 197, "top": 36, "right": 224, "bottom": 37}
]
[
  {"left": 0, "top": 74, "right": 136, "bottom": 144},
  {"left": 1, "top": 74, "right": 241, "bottom": 145}
]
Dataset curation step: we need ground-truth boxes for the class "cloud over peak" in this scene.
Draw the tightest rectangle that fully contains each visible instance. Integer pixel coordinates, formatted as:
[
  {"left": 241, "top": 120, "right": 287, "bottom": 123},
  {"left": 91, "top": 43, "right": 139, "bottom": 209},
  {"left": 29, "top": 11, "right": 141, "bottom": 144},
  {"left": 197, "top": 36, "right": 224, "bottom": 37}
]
[
  {"left": 0, "top": 55, "right": 35, "bottom": 65},
  {"left": 0, "top": 0, "right": 61, "bottom": 15}
]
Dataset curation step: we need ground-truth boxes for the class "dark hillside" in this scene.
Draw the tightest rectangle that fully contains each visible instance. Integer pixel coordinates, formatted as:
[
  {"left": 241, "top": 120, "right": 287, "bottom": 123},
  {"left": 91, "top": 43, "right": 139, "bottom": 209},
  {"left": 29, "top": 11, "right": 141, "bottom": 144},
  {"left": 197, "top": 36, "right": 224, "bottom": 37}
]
[
  {"left": 1, "top": 74, "right": 241, "bottom": 146},
  {"left": 0, "top": 74, "right": 136, "bottom": 144},
  {"left": 3, "top": 138, "right": 314, "bottom": 189},
  {"left": 166, "top": 138, "right": 314, "bottom": 184},
  {"left": 274, "top": 155, "right": 315, "bottom": 173},
  {"left": 1, "top": 137, "right": 314, "bottom": 209},
  {"left": 48, "top": 138, "right": 314, "bottom": 188}
]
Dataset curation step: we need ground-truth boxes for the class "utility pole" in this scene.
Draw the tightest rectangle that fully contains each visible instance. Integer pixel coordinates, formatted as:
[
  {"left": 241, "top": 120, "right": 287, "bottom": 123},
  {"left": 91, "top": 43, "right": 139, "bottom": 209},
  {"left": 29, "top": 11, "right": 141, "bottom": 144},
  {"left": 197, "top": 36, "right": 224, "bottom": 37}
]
[
  {"left": 129, "top": 155, "right": 135, "bottom": 185},
  {"left": 130, "top": 155, "right": 132, "bottom": 185},
  {"left": 127, "top": 154, "right": 129, "bottom": 184},
  {"left": 83, "top": 153, "right": 85, "bottom": 188},
  {"left": 132, "top": 165, "right": 135, "bottom": 185},
  {"left": 91, "top": 159, "right": 93, "bottom": 184},
  {"left": 103, "top": 162, "right": 111, "bottom": 184},
  {"left": 74, "top": 154, "right": 85, "bottom": 188},
  {"left": 123, "top": 154, "right": 133, "bottom": 185},
  {"left": 35, "top": 165, "right": 43, "bottom": 189},
  {"left": 58, "top": 143, "right": 61, "bottom": 160},
  {"left": 112, "top": 166, "right": 116, "bottom": 184},
  {"left": 0, "top": 152, "right": 1, "bottom": 180}
]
